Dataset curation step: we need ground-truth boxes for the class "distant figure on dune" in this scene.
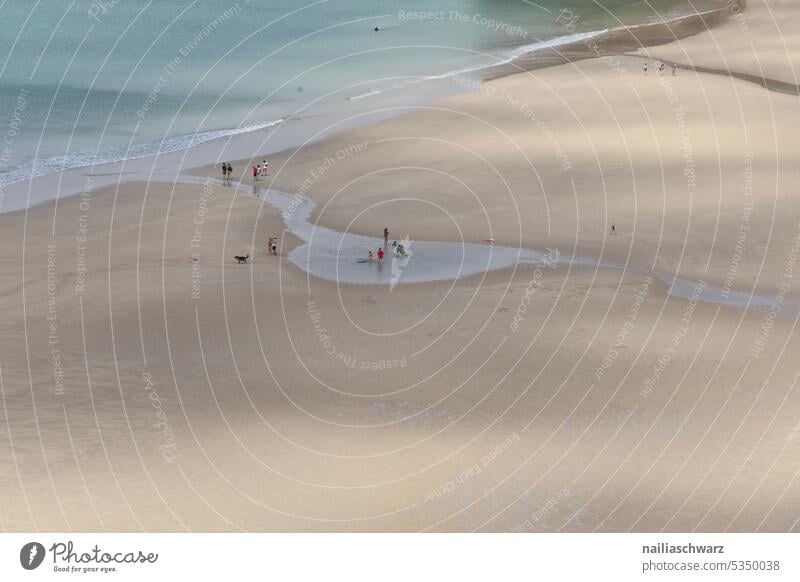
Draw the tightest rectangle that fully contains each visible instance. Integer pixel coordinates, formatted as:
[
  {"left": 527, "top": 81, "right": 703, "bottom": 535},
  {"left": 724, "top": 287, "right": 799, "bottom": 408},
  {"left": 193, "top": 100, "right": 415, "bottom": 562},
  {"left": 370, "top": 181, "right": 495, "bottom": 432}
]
[
  {"left": 672, "top": 63, "right": 678, "bottom": 76},
  {"left": 611, "top": 223, "right": 616, "bottom": 235},
  {"left": 643, "top": 63, "right": 648, "bottom": 75}
]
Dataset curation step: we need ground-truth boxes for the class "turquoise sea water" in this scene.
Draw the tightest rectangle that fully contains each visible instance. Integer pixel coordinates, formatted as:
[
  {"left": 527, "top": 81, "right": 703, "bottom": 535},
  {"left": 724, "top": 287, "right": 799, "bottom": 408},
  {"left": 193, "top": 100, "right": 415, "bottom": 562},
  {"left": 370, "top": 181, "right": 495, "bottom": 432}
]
[{"left": 0, "top": 0, "right": 720, "bottom": 187}]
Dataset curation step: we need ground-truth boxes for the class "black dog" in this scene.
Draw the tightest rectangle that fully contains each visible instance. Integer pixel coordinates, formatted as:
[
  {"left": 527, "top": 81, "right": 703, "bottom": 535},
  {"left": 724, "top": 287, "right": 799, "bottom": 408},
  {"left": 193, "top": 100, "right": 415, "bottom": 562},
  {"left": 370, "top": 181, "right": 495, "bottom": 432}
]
[{"left": 234, "top": 254, "right": 249, "bottom": 264}]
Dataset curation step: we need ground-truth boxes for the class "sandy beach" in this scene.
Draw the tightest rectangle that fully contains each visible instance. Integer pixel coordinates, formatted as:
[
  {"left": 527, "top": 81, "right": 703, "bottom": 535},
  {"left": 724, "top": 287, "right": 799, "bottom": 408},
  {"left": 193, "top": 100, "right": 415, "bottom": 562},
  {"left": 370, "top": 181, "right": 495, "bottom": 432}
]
[
  {"left": 2, "top": 1, "right": 800, "bottom": 533},
  {"left": 634, "top": 1, "right": 800, "bottom": 87}
]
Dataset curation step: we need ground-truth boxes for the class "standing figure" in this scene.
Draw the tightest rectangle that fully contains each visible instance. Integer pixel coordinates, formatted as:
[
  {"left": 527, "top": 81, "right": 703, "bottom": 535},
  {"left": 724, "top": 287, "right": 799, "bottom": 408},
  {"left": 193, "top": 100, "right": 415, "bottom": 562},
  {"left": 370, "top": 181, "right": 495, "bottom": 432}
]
[{"left": 383, "top": 227, "right": 389, "bottom": 248}]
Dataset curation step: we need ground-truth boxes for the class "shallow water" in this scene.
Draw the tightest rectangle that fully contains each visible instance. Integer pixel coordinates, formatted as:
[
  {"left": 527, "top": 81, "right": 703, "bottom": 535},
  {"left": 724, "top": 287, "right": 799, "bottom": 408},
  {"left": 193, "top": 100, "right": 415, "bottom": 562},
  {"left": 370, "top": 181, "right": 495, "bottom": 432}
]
[
  {"left": 253, "top": 186, "right": 797, "bottom": 316},
  {"left": 263, "top": 189, "right": 542, "bottom": 286}
]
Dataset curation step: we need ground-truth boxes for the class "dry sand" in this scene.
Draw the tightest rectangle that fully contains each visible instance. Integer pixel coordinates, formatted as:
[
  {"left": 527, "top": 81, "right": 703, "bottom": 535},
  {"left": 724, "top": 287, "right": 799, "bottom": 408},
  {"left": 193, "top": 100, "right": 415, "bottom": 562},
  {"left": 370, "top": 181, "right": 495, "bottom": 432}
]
[{"left": 2, "top": 7, "right": 800, "bottom": 532}]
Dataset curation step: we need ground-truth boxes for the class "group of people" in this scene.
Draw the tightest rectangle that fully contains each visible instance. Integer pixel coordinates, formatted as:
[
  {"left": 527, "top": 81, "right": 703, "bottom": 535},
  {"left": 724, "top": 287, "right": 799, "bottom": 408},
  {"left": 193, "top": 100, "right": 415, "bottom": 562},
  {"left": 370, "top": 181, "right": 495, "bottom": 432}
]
[
  {"left": 267, "top": 236, "right": 278, "bottom": 256},
  {"left": 643, "top": 62, "right": 678, "bottom": 76},
  {"left": 252, "top": 160, "right": 269, "bottom": 181},
  {"left": 220, "top": 162, "right": 233, "bottom": 182},
  {"left": 221, "top": 160, "right": 270, "bottom": 184},
  {"left": 366, "top": 227, "right": 406, "bottom": 263}
]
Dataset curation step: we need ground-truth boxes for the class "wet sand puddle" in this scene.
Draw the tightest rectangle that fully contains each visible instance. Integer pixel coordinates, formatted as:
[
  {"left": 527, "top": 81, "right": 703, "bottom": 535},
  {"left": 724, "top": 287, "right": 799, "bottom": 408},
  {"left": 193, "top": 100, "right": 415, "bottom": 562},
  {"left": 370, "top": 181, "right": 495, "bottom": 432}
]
[{"left": 179, "top": 175, "right": 796, "bottom": 316}]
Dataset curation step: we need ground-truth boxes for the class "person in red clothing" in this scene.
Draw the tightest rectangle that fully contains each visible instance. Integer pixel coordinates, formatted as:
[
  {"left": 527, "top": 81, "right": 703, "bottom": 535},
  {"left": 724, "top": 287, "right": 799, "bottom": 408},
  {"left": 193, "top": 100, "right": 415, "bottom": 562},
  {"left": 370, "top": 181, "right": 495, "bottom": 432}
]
[{"left": 377, "top": 248, "right": 384, "bottom": 262}]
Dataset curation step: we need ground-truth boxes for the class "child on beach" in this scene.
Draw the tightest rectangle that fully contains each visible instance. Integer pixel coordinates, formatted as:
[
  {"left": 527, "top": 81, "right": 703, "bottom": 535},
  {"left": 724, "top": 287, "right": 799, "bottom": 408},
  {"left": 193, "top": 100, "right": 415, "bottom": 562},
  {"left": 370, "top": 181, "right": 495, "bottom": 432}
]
[
  {"left": 368, "top": 251, "right": 374, "bottom": 262},
  {"left": 377, "top": 248, "right": 384, "bottom": 262},
  {"left": 672, "top": 63, "right": 677, "bottom": 76},
  {"left": 253, "top": 165, "right": 258, "bottom": 181}
]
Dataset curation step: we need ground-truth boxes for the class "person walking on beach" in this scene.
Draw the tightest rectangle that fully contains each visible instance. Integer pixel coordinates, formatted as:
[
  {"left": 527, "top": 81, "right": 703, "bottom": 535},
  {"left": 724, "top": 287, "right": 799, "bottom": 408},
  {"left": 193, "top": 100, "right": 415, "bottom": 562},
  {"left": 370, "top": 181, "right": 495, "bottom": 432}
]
[
  {"left": 253, "top": 165, "right": 258, "bottom": 182},
  {"left": 271, "top": 237, "right": 277, "bottom": 256},
  {"left": 261, "top": 160, "right": 269, "bottom": 176},
  {"left": 226, "top": 163, "right": 233, "bottom": 182},
  {"left": 643, "top": 63, "right": 648, "bottom": 75},
  {"left": 222, "top": 162, "right": 228, "bottom": 181},
  {"left": 611, "top": 223, "right": 616, "bottom": 235},
  {"left": 377, "top": 248, "right": 384, "bottom": 262},
  {"left": 658, "top": 63, "right": 665, "bottom": 75},
  {"left": 368, "top": 251, "right": 374, "bottom": 262},
  {"left": 383, "top": 227, "right": 389, "bottom": 248},
  {"left": 672, "top": 63, "right": 677, "bottom": 76}
]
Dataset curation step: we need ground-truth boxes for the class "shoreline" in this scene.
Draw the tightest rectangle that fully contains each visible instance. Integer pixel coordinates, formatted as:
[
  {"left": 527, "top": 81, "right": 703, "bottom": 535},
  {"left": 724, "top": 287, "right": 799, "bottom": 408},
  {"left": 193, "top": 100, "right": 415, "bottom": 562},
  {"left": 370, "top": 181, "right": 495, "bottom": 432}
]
[
  {"left": 0, "top": 1, "right": 777, "bottom": 304},
  {"left": 485, "top": 3, "right": 735, "bottom": 81},
  {"left": 0, "top": 2, "right": 737, "bottom": 215}
]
